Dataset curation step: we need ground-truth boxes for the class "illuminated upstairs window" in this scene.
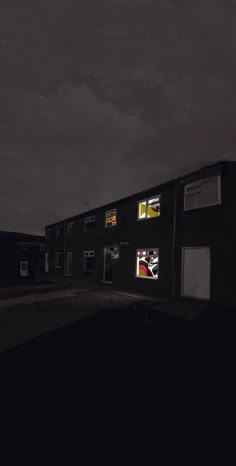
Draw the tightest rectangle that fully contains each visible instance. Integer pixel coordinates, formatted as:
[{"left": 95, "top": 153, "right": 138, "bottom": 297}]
[
  {"left": 105, "top": 210, "right": 117, "bottom": 227},
  {"left": 138, "top": 195, "right": 160, "bottom": 220}
]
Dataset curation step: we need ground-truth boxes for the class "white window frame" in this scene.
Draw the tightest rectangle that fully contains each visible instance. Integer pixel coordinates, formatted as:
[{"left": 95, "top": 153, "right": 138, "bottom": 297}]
[
  {"left": 105, "top": 209, "right": 117, "bottom": 228},
  {"left": 83, "top": 250, "right": 95, "bottom": 272},
  {"left": 137, "top": 195, "right": 161, "bottom": 221},
  {"left": 55, "top": 252, "right": 63, "bottom": 269},
  {"left": 66, "top": 251, "right": 73, "bottom": 277},
  {"left": 67, "top": 222, "right": 75, "bottom": 235},
  {"left": 184, "top": 174, "right": 222, "bottom": 211},
  {"left": 135, "top": 248, "right": 159, "bottom": 280},
  {"left": 84, "top": 215, "right": 96, "bottom": 232}
]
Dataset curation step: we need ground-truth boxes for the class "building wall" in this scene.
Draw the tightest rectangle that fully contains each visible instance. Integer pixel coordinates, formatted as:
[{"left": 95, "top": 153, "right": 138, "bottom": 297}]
[
  {"left": 174, "top": 162, "right": 236, "bottom": 308},
  {"left": 0, "top": 233, "right": 45, "bottom": 283},
  {"left": 47, "top": 181, "right": 175, "bottom": 298},
  {"left": 45, "top": 161, "right": 236, "bottom": 308}
]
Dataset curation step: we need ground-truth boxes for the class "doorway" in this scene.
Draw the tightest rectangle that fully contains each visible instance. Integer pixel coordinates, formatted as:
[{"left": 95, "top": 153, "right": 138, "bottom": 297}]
[
  {"left": 103, "top": 246, "right": 119, "bottom": 284},
  {"left": 66, "top": 252, "right": 72, "bottom": 277},
  {"left": 181, "top": 247, "right": 210, "bottom": 300},
  {"left": 20, "top": 261, "right": 29, "bottom": 277}
]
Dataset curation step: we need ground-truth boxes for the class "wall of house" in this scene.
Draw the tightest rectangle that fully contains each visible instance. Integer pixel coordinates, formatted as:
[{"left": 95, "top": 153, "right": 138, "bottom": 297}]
[
  {"left": 174, "top": 162, "right": 236, "bottom": 308},
  {"left": 45, "top": 162, "right": 236, "bottom": 308},
  {"left": 47, "top": 181, "right": 175, "bottom": 298}
]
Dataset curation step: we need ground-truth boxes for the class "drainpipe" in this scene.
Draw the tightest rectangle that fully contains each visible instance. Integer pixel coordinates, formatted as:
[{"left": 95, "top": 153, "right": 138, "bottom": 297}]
[
  {"left": 64, "top": 223, "right": 66, "bottom": 278},
  {"left": 171, "top": 181, "right": 178, "bottom": 302}
]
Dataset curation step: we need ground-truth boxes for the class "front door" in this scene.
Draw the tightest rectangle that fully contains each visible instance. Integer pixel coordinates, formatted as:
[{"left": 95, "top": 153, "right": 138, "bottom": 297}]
[
  {"left": 66, "top": 252, "right": 72, "bottom": 277},
  {"left": 20, "top": 261, "right": 29, "bottom": 277},
  {"left": 181, "top": 247, "right": 210, "bottom": 300},
  {"left": 103, "top": 246, "right": 119, "bottom": 283}
]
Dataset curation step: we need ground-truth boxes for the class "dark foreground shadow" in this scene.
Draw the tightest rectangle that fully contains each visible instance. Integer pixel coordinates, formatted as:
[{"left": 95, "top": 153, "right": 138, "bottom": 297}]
[{"left": 1, "top": 301, "right": 236, "bottom": 379}]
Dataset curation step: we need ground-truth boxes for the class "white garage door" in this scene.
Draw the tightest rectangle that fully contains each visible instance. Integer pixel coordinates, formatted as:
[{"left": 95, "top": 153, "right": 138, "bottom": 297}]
[{"left": 181, "top": 247, "right": 210, "bottom": 300}]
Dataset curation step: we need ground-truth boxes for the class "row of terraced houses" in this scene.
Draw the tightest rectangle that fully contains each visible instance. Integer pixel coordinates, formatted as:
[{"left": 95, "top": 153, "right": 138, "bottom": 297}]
[{"left": 44, "top": 161, "right": 236, "bottom": 309}]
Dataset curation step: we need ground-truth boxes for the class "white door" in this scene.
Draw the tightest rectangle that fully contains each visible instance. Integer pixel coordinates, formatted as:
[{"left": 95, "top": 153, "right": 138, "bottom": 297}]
[
  {"left": 181, "top": 247, "right": 210, "bottom": 300},
  {"left": 20, "top": 261, "right": 28, "bottom": 277},
  {"left": 66, "top": 252, "right": 72, "bottom": 277}
]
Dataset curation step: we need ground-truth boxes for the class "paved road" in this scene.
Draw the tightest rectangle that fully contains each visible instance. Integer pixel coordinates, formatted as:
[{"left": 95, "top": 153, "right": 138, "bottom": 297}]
[{"left": 0, "top": 287, "right": 147, "bottom": 352}]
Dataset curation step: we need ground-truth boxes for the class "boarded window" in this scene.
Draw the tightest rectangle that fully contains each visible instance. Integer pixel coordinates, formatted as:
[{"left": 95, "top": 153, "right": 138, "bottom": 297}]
[{"left": 184, "top": 175, "right": 221, "bottom": 210}]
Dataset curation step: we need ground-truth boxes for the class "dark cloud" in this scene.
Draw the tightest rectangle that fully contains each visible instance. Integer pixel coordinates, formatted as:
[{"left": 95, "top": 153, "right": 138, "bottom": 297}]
[{"left": 0, "top": 0, "right": 235, "bottom": 233}]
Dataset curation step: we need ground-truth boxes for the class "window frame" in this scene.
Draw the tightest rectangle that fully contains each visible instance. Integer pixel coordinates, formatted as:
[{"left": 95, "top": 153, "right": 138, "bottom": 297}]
[
  {"left": 183, "top": 174, "right": 222, "bottom": 211},
  {"left": 46, "top": 229, "right": 52, "bottom": 241},
  {"left": 105, "top": 209, "right": 117, "bottom": 228},
  {"left": 83, "top": 250, "right": 95, "bottom": 272},
  {"left": 135, "top": 248, "right": 159, "bottom": 280},
  {"left": 137, "top": 195, "right": 161, "bottom": 221},
  {"left": 56, "top": 225, "right": 64, "bottom": 239},
  {"left": 55, "top": 252, "right": 64, "bottom": 269},
  {"left": 19, "top": 243, "right": 30, "bottom": 250},
  {"left": 20, "top": 260, "right": 29, "bottom": 277},
  {"left": 84, "top": 215, "right": 96, "bottom": 232},
  {"left": 67, "top": 221, "right": 75, "bottom": 237}
]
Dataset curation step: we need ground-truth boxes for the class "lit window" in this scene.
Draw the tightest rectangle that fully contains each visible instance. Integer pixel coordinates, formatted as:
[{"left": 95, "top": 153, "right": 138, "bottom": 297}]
[
  {"left": 138, "top": 196, "right": 160, "bottom": 220},
  {"left": 105, "top": 210, "right": 117, "bottom": 227},
  {"left": 83, "top": 250, "right": 95, "bottom": 272},
  {"left": 136, "top": 249, "right": 159, "bottom": 279}
]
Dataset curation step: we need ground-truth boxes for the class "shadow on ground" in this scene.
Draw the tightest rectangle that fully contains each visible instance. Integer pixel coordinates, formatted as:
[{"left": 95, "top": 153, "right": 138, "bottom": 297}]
[{"left": 1, "top": 301, "right": 236, "bottom": 383}]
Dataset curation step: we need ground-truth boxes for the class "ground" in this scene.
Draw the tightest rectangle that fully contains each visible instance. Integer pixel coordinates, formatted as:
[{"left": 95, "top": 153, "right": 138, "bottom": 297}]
[{"left": 0, "top": 279, "right": 236, "bottom": 381}]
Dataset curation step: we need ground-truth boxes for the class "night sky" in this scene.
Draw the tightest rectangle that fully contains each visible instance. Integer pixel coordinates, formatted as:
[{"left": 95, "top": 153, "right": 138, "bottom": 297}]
[{"left": 0, "top": 0, "right": 235, "bottom": 234}]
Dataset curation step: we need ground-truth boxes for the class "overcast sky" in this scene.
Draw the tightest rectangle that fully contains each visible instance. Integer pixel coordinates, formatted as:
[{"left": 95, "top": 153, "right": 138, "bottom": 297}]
[{"left": 0, "top": 0, "right": 235, "bottom": 234}]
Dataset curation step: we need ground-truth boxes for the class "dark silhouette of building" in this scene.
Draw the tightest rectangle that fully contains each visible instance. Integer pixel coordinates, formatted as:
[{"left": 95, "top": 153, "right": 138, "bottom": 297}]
[
  {"left": 45, "top": 161, "right": 236, "bottom": 309},
  {"left": 0, "top": 231, "right": 45, "bottom": 284}
]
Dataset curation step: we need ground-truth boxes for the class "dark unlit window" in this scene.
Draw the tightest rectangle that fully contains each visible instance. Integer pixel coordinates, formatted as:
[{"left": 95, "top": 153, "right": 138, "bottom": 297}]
[
  {"left": 20, "top": 243, "right": 30, "bottom": 250},
  {"left": 67, "top": 222, "right": 75, "bottom": 237},
  {"left": 184, "top": 175, "right": 221, "bottom": 210},
  {"left": 55, "top": 252, "right": 64, "bottom": 268},
  {"left": 56, "top": 225, "right": 64, "bottom": 239},
  {"left": 84, "top": 216, "right": 96, "bottom": 232},
  {"left": 136, "top": 249, "right": 159, "bottom": 280},
  {"left": 83, "top": 250, "right": 95, "bottom": 272},
  {"left": 105, "top": 210, "right": 117, "bottom": 227},
  {"left": 46, "top": 229, "right": 52, "bottom": 241}
]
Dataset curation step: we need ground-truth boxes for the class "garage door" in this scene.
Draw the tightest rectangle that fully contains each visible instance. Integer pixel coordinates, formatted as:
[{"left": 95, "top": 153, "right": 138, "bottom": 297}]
[{"left": 181, "top": 247, "right": 210, "bottom": 300}]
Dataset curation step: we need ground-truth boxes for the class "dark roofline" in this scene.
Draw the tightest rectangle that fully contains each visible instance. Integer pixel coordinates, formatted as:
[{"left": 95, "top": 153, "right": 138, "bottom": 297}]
[
  {"left": 0, "top": 230, "right": 45, "bottom": 240},
  {"left": 45, "top": 160, "right": 228, "bottom": 229}
]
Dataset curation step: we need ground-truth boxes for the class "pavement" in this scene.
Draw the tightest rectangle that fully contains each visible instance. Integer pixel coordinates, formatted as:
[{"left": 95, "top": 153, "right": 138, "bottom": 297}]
[
  {"left": 0, "top": 285, "right": 154, "bottom": 352},
  {"left": 0, "top": 277, "right": 220, "bottom": 353}
]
